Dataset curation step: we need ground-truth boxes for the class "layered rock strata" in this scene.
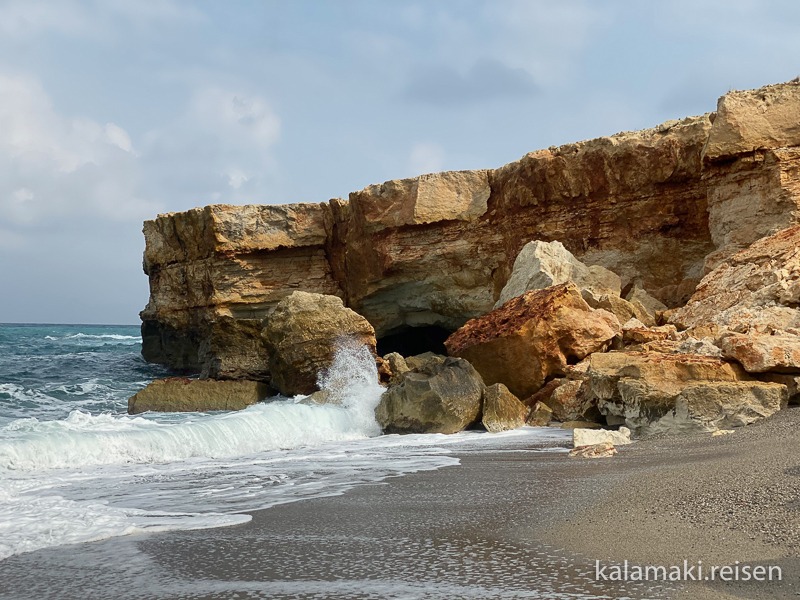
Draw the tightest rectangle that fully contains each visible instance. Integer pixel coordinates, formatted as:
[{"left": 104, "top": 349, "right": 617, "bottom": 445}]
[{"left": 141, "top": 81, "right": 800, "bottom": 381}]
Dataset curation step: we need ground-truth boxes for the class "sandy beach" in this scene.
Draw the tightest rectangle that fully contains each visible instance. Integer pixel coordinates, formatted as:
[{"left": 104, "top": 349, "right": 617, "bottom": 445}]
[{"left": 1, "top": 410, "right": 799, "bottom": 599}]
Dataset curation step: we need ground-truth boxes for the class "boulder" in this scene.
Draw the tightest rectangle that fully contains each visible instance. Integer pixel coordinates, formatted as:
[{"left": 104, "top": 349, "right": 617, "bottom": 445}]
[
  {"left": 544, "top": 379, "right": 596, "bottom": 423},
  {"left": 717, "top": 331, "right": 800, "bottom": 373},
  {"left": 581, "top": 351, "right": 788, "bottom": 436},
  {"left": 582, "top": 291, "right": 654, "bottom": 327},
  {"left": 128, "top": 378, "right": 268, "bottom": 414},
  {"left": 669, "top": 225, "right": 800, "bottom": 333},
  {"left": 381, "top": 352, "right": 410, "bottom": 385},
  {"left": 495, "top": 240, "right": 621, "bottom": 308},
  {"left": 621, "top": 320, "right": 678, "bottom": 346},
  {"left": 481, "top": 383, "right": 528, "bottom": 433},
  {"left": 375, "top": 355, "right": 484, "bottom": 434},
  {"left": 445, "top": 283, "right": 620, "bottom": 398},
  {"left": 262, "top": 291, "right": 377, "bottom": 396},
  {"left": 624, "top": 285, "right": 668, "bottom": 322},
  {"left": 527, "top": 401, "right": 553, "bottom": 426},
  {"left": 703, "top": 80, "right": 800, "bottom": 161},
  {"left": 573, "top": 427, "right": 632, "bottom": 448},
  {"left": 568, "top": 441, "right": 618, "bottom": 459}
]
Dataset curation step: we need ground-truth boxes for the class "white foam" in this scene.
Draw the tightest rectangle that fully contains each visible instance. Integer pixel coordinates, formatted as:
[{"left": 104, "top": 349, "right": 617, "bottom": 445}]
[{"left": 0, "top": 343, "right": 571, "bottom": 562}]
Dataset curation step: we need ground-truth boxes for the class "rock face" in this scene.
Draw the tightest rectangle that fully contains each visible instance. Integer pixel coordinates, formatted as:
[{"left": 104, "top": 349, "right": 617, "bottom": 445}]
[
  {"left": 481, "top": 383, "right": 528, "bottom": 433},
  {"left": 141, "top": 81, "right": 800, "bottom": 383},
  {"left": 375, "top": 355, "right": 484, "bottom": 434},
  {"left": 445, "top": 283, "right": 620, "bottom": 399},
  {"left": 494, "top": 240, "right": 621, "bottom": 308},
  {"left": 262, "top": 291, "right": 377, "bottom": 396},
  {"left": 581, "top": 352, "right": 788, "bottom": 435},
  {"left": 669, "top": 225, "right": 800, "bottom": 333},
  {"left": 128, "top": 378, "right": 268, "bottom": 414},
  {"left": 717, "top": 332, "right": 800, "bottom": 373}
]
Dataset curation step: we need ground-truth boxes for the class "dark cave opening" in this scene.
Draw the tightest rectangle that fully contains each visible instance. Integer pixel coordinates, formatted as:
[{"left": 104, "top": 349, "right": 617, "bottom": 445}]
[{"left": 376, "top": 325, "right": 453, "bottom": 357}]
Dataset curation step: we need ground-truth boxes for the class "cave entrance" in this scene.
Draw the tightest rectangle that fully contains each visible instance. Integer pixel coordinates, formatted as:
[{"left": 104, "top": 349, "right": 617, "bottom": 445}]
[{"left": 376, "top": 325, "right": 453, "bottom": 357}]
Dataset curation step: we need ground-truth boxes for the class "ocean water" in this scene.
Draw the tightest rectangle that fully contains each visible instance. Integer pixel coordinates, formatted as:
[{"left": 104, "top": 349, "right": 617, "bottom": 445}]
[{"left": 0, "top": 324, "right": 572, "bottom": 563}]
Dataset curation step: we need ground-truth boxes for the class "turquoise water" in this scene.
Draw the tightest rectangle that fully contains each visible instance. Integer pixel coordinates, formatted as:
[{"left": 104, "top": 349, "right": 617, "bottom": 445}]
[{"left": 0, "top": 323, "right": 167, "bottom": 424}]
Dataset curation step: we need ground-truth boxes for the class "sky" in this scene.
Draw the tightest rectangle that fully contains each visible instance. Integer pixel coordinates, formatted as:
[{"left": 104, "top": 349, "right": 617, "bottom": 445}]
[{"left": 1, "top": 0, "right": 799, "bottom": 324}]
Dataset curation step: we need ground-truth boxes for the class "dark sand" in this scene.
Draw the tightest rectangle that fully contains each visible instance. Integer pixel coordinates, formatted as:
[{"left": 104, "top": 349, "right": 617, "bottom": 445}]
[{"left": 1, "top": 410, "right": 799, "bottom": 599}]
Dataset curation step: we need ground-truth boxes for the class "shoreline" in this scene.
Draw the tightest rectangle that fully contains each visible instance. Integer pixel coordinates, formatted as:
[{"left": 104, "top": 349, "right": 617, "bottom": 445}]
[{"left": 1, "top": 414, "right": 799, "bottom": 599}]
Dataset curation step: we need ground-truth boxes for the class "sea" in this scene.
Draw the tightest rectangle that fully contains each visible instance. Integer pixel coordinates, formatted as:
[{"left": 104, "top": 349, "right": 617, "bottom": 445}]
[{"left": 0, "top": 323, "right": 574, "bottom": 563}]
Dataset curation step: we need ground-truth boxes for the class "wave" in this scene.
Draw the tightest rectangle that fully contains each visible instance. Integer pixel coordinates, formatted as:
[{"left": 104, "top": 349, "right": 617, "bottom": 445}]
[{"left": 0, "top": 344, "right": 383, "bottom": 472}]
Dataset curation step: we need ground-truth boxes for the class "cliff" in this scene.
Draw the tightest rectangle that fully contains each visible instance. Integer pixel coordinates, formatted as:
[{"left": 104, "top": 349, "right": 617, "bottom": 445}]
[{"left": 140, "top": 80, "right": 800, "bottom": 380}]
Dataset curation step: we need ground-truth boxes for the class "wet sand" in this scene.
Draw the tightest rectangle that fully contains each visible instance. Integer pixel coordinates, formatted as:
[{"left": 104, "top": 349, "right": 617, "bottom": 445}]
[{"left": 1, "top": 410, "right": 799, "bottom": 599}]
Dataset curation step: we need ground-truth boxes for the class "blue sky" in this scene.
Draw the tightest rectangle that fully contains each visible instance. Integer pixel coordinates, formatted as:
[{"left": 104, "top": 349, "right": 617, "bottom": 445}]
[{"left": 2, "top": 0, "right": 799, "bottom": 324}]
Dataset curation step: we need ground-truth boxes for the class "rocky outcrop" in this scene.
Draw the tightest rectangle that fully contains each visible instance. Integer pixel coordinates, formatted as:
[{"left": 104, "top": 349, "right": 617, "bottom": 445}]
[
  {"left": 481, "top": 383, "right": 528, "bottom": 433},
  {"left": 716, "top": 331, "right": 800, "bottom": 373},
  {"left": 581, "top": 351, "right": 788, "bottom": 435},
  {"left": 445, "top": 283, "right": 620, "bottom": 398},
  {"left": 494, "top": 240, "right": 620, "bottom": 308},
  {"left": 141, "top": 81, "right": 800, "bottom": 385},
  {"left": 262, "top": 291, "right": 377, "bottom": 396},
  {"left": 128, "top": 378, "right": 268, "bottom": 414},
  {"left": 375, "top": 355, "right": 484, "bottom": 434},
  {"left": 669, "top": 225, "right": 800, "bottom": 333}
]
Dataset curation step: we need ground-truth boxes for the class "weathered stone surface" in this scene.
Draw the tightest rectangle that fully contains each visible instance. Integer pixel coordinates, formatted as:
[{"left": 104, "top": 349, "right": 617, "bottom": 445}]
[
  {"left": 382, "top": 352, "right": 410, "bottom": 385},
  {"left": 140, "top": 81, "right": 800, "bottom": 384},
  {"left": 622, "top": 320, "right": 678, "bottom": 346},
  {"left": 717, "top": 331, "right": 800, "bottom": 373},
  {"left": 445, "top": 283, "right": 620, "bottom": 398},
  {"left": 481, "top": 383, "right": 528, "bottom": 433},
  {"left": 141, "top": 203, "right": 340, "bottom": 374},
  {"left": 495, "top": 240, "right": 620, "bottom": 308},
  {"left": 375, "top": 356, "right": 484, "bottom": 434},
  {"left": 704, "top": 80, "right": 800, "bottom": 161},
  {"left": 128, "top": 378, "right": 268, "bottom": 414},
  {"left": 670, "top": 225, "right": 800, "bottom": 332},
  {"left": 582, "top": 351, "right": 788, "bottom": 435},
  {"left": 624, "top": 285, "right": 668, "bottom": 322},
  {"left": 573, "top": 427, "right": 632, "bottom": 448},
  {"left": 526, "top": 401, "right": 553, "bottom": 426},
  {"left": 568, "top": 441, "right": 617, "bottom": 458},
  {"left": 583, "top": 291, "right": 653, "bottom": 327},
  {"left": 262, "top": 292, "right": 377, "bottom": 396},
  {"left": 545, "top": 379, "right": 596, "bottom": 423}
]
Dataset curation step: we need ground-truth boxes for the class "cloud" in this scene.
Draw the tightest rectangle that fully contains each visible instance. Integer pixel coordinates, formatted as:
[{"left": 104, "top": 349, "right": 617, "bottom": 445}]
[
  {"left": 0, "top": 72, "right": 157, "bottom": 227},
  {"left": 405, "top": 58, "right": 538, "bottom": 106},
  {"left": 408, "top": 142, "right": 445, "bottom": 175},
  {"left": 141, "top": 87, "right": 281, "bottom": 205}
]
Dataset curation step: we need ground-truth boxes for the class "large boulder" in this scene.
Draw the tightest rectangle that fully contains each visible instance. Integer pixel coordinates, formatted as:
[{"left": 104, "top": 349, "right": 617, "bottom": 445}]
[
  {"left": 128, "top": 378, "right": 269, "bottom": 414},
  {"left": 703, "top": 80, "right": 800, "bottom": 161},
  {"left": 717, "top": 331, "right": 800, "bottom": 373},
  {"left": 445, "top": 283, "right": 620, "bottom": 398},
  {"left": 262, "top": 291, "right": 377, "bottom": 396},
  {"left": 375, "top": 355, "right": 483, "bottom": 434},
  {"left": 669, "top": 225, "right": 800, "bottom": 333},
  {"left": 581, "top": 351, "right": 788, "bottom": 436},
  {"left": 495, "top": 240, "right": 621, "bottom": 308},
  {"left": 481, "top": 383, "right": 528, "bottom": 433}
]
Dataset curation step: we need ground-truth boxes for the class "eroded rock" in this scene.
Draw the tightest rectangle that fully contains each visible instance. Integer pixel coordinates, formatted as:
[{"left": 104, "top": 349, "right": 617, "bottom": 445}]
[
  {"left": 445, "top": 283, "right": 620, "bottom": 398},
  {"left": 582, "top": 351, "right": 787, "bottom": 435},
  {"left": 375, "top": 355, "right": 484, "bottom": 434},
  {"left": 262, "top": 292, "right": 376, "bottom": 396},
  {"left": 128, "top": 378, "right": 268, "bottom": 414},
  {"left": 481, "top": 383, "right": 528, "bottom": 433}
]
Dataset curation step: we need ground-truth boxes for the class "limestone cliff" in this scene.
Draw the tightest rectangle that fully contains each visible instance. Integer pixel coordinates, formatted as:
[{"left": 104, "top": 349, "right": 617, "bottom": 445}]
[{"left": 140, "top": 80, "right": 800, "bottom": 380}]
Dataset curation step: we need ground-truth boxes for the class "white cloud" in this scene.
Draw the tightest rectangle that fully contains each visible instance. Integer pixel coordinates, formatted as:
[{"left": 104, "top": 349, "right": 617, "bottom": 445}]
[
  {"left": 408, "top": 142, "right": 445, "bottom": 175},
  {"left": 0, "top": 72, "right": 158, "bottom": 225},
  {"left": 142, "top": 86, "right": 282, "bottom": 206}
]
